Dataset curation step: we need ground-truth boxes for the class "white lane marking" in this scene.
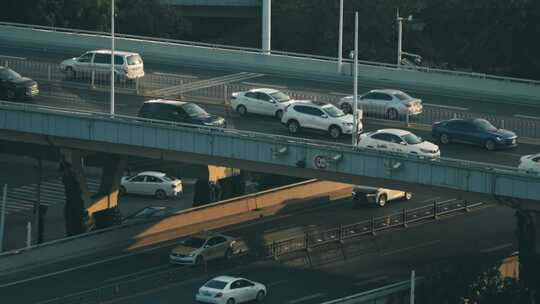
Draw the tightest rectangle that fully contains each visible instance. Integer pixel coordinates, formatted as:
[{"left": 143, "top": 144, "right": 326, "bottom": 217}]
[
  {"left": 481, "top": 243, "right": 513, "bottom": 253},
  {"left": 424, "top": 103, "right": 469, "bottom": 111},
  {"left": 288, "top": 292, "right": 326, "bottom": 304},
  {"left": 103, "top": 265, "right": 170, "bottom": 283},
  {"left": 152, "top": 72, "right": 198, "bottom": 79},
  {"left": 0, "top": 241, "right": 177, "bottom": 288},
  {"left": 328, "top": 92, "right": 348, "bottom": 96},
  {"left": 241, "top": 82, "right": 287, "bottom": 89},
  {"left": 0, "top": 55, "right": 26, "bottom": 60},
  {"left": 381, "top": 239, "right": 441, "bottom": 256},
  {"left": 267, "top": 279, "right": 288, "bottom": 287},
  {"left": 515, "top": 114, "right": 540, "bottom": 120}
]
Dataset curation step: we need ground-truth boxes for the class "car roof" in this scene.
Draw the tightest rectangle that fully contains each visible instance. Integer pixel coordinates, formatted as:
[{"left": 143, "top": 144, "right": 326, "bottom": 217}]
[
  {"left": 143, "top": 99, "right": 187, "bottom": 106},
  {"left": 372, "top": 128, "right": 411, "bottom": 136},
  {"left": 87, "top": 49, "right": 140, "bottom": 56},
  {"left": 210, "top": 276, "right": 241, "bottom": 283},
  {"left": 369, "top": 89, "right": 406, "bottom": 95},
  {"left": 137, "top": 171, "right": 167, "bottom": 177},
  {"left": 249, "top": 88, "right": 279, "bottom": 94}
]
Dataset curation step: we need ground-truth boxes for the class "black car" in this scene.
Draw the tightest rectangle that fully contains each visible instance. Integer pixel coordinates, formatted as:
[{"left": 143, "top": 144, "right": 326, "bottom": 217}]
[
  {"left": 137, "top": 99, "right": 226, "bottom": 127},
  {"left": 0, "top": 66, "right": 39, "bottom": 101},
  {"left": 432, "top": 118, "right": 517, "bottom": 150}
]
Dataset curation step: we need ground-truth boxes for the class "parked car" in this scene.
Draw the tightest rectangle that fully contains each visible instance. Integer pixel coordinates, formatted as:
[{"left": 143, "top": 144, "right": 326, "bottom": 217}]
[
  {"left": 0, "top": 66, "right": 39, "bottom": 101},
  {"left": 60, "top": 49, "right": 144, "bottom": 80},
  {"left": 138, "top": 99, "right": 226, "bottom": 127},
  {"left": 231, "top": 88, "right": 298, "bottom": 119},
  {"left": 123, "top": 206, "right": 173, "bottom": 223},
  {"left": 518, "top": 153, "right": 540, "bottom": 174},
  {"left": 338, "top": 89, "right": 422, "bottom": 120},
  {"left": 196, "top": 276, "right": 266, "bottom": 304},
  {"left": 169, "top": 231, "right": 244, "bottom": 265},
  {"left": 281, "top": 101, "right": 362, "bottom": 139},
  {"left": 432, "top": 118, "right": 517, "bottom": 151},
  {"left": 119, "top": 171, "right": 182, "bottom": 199},
  {"left": 357, "top": 129, "right": 440, "bottom": 159},
  {"left": 353, "top": 186, "right": 412, "bottom": 207}
]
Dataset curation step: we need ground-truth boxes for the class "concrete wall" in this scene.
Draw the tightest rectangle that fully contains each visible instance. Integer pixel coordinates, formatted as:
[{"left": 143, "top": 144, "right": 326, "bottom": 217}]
[
  {"left": 0, "top": 179, "right": 351, "bottom": 275},
  {"left": 0, "top": 24, "right": 539, "bottom": 103}
]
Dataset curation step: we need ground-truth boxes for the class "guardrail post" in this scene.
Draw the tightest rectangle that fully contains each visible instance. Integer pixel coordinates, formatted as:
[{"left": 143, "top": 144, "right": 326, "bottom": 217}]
[
  {"left": 180, "top": 79, "right": 184, "bottom": 99},
  {"left": 47, "top": 65, "right": 52, "bottom": 81},
  {"left": 501, "top": 120, "right": 505, "bottom": 129},
  {"left": 465, "top": 200, "right": 470, "bottom": 212},
  {"left": 403, "top": 208, "right": 408, "bottom": 228},
  {"left": 433, "top": 200, "right": 439, "bottom": 220},
  {"left": 90, "top": 70, "right": 96, "bottom": 90},
  {"left": 305, "top": 232, "right": 310, "bottom": 252},
  {"left": 405, "top": 111, "right": 410, "bottom": 127},
  {"left": 4, "top": 60, "right": 7, "bottom": 68},
  {"left": 272, "top": 241, "right": 277, "bottom": 260},
  {"left": 224, "top": 84, "right": 228, "bottom": 102},
  {"left": 339, "top": 225, "right": 344, "bottom": 243},
  {"left": 371, "top": 216, "right": 376, "bottom": 236},
  {"left": 135, "top": 78, "right": 140, "bottom": 94}
]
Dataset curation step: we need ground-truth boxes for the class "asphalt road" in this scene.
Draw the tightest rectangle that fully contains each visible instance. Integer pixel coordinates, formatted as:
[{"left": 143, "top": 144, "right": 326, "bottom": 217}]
[{"left": 0, "top": 197, "right": 517, "bottom": 304}]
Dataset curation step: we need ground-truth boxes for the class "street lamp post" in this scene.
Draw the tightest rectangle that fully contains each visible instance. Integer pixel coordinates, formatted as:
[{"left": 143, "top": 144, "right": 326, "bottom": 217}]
[
  {"left": 338, "top": 0, "right": 344, "bottom": 73},
  {"left": 110, "top": 0, "right": 115, "bottom": 115},
  {"left": 352, "top": 12, "right": 359, "bottom": 146},
  {"left": 396, "top": 8, "right": 412, "bottom": 66}
]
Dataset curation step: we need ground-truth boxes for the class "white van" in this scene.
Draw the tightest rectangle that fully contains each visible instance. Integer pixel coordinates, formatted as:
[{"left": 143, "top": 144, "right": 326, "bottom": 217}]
[
  {"left": 352, "top": 186, "right": 412, "bottom": 207},
  {"left": 60, "top": 50, "right": 144, "bottom": 80}
]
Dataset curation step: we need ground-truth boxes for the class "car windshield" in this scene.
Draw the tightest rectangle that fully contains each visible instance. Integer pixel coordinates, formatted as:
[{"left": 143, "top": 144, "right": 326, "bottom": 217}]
[
  {"left": 127, "top": 55, "right": 143, "bottom": 65},
  {"left": 269, "top": 91, "right": 290, "bottom": 102},
  {"left": 182, "top": 237, "right": 206, "bottom": 248},
  {"left": 183, "top": 103, "right": 208, "bottom": 118},
  {"left": 322, "top": 105, "right": 345, "bottom": 118},
  {"left": 473, "top": 119, "right": 497, "bottom": 131},
  {"left": 0, "top": 68, "right": 21, "bottom": 80},
  {"left": 394, "top": 92, "right": 412, "bottom": 101},
  {"left": 204, "top": 280, "right": 228, "bottom": 290},
  {"left": 402, "top": 133, "right": 423, "bottom": 145}
]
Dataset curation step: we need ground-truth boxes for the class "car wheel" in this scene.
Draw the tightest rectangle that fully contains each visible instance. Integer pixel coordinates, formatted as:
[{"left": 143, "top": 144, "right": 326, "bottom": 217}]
[
  {"left": 224, "top": 248, "right": 233, "bottom": 260},
  {"left": 341, "top": 103, "right": 352, "bottom": 114},
  {"left": 65, "top": 67, "right": 75, "bottom": 79},
  {"left": 256, "top": 290, "right": 266, "bottom": 302},
  {"left": 404, "top": 192, "right": 413, "bottom": 201},
  {"left": 287, "top": 120, "right": 300, "bottom": 134},
  {"left": 226, "top": 298, "right": 236, "bottom": 304},
  {"left": 237, "top": 105, "right": 247, "bottom": 116},
  {"left": 118, "top": 186, "right": 126, "bottom": 196},
  {"left": 195, "top": 255, "right": 204, "bottom": 266},
  {"left": 155, "top": 189, "right": 166, "bottom": 199},
  {"left": 485, "top": 139, "right": 496, "bottom": 151},
  {"left": 275, "top": 109, "right": 283, "bottom": 120},
  {"left": 377, "top": 194, "right": 387, "bottom": 207},
  {"left": 387, "top": 108, "right": 399, "bottom": 120},
  {"left": 329, "top": 125, "right": 342, "bottom": 139},
  {"left": 439, "top": 133, "right": 450, "bottom": 145}
]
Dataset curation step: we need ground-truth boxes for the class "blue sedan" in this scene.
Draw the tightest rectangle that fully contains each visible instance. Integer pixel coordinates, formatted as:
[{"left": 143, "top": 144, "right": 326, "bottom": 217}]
[{"left": 432, "top": 118, "right": 517, "bottom": 151}]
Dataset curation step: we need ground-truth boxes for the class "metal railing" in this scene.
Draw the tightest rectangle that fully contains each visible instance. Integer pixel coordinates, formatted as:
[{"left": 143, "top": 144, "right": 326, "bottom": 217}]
[
  {"left": 2, "top": 21, "right": 540, "bottom": 85},
  {"left": 264, "top": 199, "right": 485, "bottom": 259}
]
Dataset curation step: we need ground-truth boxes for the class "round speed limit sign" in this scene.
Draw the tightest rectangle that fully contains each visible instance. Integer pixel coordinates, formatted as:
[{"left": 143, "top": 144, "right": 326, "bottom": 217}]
[{"left": 314, "top": 155, "right": 328, "bottom": 170}]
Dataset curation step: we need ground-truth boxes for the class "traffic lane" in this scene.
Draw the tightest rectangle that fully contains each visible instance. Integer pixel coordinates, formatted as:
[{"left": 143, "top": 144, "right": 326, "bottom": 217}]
[
  {"left": 2, "top": 41, "right": 540, "bottom": 118},
  {"left": 113, "top": 204, "right": 517, "bottom": 304},
  {"left": 0, "top": 189, "right": 451, "bottom": 301}
]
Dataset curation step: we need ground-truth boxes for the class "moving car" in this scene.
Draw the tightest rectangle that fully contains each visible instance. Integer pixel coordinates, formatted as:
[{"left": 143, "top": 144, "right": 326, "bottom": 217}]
[
  {"left": 338, "top": 89, "right": 422, "bottom": 120},
  {"left": 119, "top": 171, "right": 182, "bottom": 199},
  {"left": 281, "top": 100, "right": 362, "bottom": 139},
  {"left": 169, "top": 231, "right": 243, "bottom": 265},
  {"left": 432, "top": 118, "right": 517, "bottom": 151},
  {"left": 231, "top": 88, "right": 297, "bottom": 119},
  {"left": 353, "top": 186, "right": 412, "bottom": 207},
  {"left": 123, "top": 206, "right": 174, "bottom": 223},
  {"left": 357, "top": 129, "right": 440, "bottom": 159},
  {"left": 196, "top": 276, "right": 266, "bottom": 304},
  {"left": 60, "top": 49, "right": 144, "bottom": 80},
  {"left": 0, "top": 66, "right": 39, "bottom": 100},
  {"left": 138, "top": 99, "right": 226, "bottom": 127},
  {"left": 518, "top": 153, "right": 540, "bottom": 174}
]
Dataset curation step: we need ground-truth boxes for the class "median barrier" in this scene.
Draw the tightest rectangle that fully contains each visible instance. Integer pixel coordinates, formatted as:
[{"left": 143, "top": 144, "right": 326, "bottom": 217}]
[{"left": 0, "top": 179, "right": 351, "bottom": 276}]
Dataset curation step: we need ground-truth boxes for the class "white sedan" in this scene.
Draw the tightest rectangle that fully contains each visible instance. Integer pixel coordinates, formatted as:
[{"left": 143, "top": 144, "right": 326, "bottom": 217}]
[
  {"left": 196, "top": 276, "right": 266, "bottom": 304},
  {"left": 358, "top": 129, "right": 440, "bottom": 159},
  {"left": 338, "top": 89, "right": 423, "bottom": 120},
  {"left": 518, "top": 153, "right": 540, "bottom": 174},
  {"left": 119, "top": 171, "right": 182, "bottom": 199},
  {"left": 231, "top": 88, "right": 297, "bottom": 119}
]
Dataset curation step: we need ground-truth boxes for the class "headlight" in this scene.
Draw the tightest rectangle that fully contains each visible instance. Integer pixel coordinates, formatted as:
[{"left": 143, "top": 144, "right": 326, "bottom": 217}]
[
  {"left": 495, "top": 136, "right": 502, "bottom": 142},
  {"left": 188, "top": 252, "right": 196, "bottom": 257}
]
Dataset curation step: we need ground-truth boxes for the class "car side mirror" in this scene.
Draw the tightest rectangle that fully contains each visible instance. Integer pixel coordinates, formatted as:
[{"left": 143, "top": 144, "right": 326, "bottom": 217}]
[{"left": 321, "top": 114, "right": 328, "bottom": 119}]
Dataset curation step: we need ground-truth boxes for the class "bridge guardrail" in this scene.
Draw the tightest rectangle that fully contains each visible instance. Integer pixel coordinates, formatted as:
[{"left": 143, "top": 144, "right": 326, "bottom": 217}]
[
  {"left": 1, "top": 21, "right": 540, "bottom": 86},
  {"left": 264, "top": 199, "right": 485, "bottom": 259}
]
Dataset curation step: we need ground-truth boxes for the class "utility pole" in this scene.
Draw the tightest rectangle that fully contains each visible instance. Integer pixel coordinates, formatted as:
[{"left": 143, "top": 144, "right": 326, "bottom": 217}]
[
  {"left": 0, "top": 184, "right": 7, "bottom": 252},
  {"left": 262, "top": 0, "right": 271, "bottom": 53},
  {"left": 352, "top": 12, "right": 359, "bottom": 146},
  {"left": 110, "top": 0, "right": 115, "bottom": 115},
  {"left": 337, "top": 0, "right": 344, "bottom": 72},
  {"left": 33, "top": 158, "right": 42, "bottom": 245}
]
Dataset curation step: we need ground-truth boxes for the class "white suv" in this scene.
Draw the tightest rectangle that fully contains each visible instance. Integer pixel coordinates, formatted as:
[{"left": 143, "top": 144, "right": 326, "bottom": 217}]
[
  {"left": 60, "top": 50, "right": 144, "bottom": 80},
  {"left": 281, "top": 101, "right": 362, "bottom": 139}
]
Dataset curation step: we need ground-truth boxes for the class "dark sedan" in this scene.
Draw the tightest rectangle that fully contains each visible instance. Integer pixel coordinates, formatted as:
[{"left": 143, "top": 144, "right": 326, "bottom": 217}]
[
  {"left": 0, "top": 66, "right": 39, "bottom": 101},
  {"left": 432, "top": 118, "right": 517, "bottom": 150},
  {"left": 138, "top": 99, "right": 226, "bottom": 128}
]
